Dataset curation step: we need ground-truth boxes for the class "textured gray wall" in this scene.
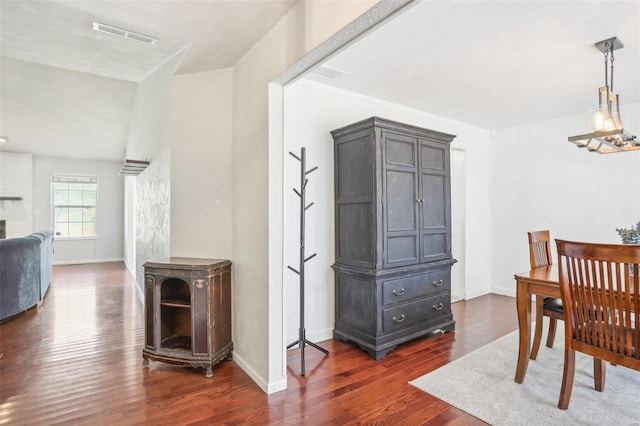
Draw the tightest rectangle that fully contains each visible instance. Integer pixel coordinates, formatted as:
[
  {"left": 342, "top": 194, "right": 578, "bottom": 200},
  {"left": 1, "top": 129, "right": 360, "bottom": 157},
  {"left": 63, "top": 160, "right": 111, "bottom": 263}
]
[
  {"left": 125, "top": 49, "right": 187, "bottom": 289},
  {"left": 135, "top": 162, "right": 170, "bottom": 286}
]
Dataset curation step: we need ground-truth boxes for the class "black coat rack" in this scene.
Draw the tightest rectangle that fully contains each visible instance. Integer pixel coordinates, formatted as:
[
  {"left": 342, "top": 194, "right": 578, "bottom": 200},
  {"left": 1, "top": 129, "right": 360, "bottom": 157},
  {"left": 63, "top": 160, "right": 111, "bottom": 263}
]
[{"left": 287, "top": 147, "right": 329, "bottom": 376}]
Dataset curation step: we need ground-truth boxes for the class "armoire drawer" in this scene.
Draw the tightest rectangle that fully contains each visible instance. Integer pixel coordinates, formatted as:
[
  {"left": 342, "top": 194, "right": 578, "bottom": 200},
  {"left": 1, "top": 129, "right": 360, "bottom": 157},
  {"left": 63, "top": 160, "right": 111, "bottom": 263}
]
[
  {"left": 382, "top": 292, "right": 451, "bottom": 333},
  {"left": 381, "top": 269, "right": 449, "bottom": 306}
]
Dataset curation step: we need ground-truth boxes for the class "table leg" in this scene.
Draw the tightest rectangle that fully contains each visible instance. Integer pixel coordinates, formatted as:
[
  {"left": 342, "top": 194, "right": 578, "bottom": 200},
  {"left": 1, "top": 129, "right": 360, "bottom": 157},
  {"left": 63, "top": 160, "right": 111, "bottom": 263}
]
[{"left": 515, "top": 279, "right": 531, "bottom": 383}]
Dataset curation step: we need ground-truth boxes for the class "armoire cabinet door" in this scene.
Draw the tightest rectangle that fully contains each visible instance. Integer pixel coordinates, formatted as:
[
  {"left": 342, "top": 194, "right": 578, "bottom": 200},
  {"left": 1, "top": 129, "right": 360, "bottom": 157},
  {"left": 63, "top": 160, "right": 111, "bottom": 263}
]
[
  {"left": 419, "top": 139, "right": 451, "bottom": 262},
  {"left": 382, "top": 131, "right": 419, "bottom": 267},
  {"left": 382, "top": 133, "right": 451, "bottom": 266}
]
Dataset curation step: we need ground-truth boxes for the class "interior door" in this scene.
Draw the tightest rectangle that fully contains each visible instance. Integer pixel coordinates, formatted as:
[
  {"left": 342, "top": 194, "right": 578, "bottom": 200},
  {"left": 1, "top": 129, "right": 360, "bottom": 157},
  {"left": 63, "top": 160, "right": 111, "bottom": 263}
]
[{"left": 451, "top": 148, "right": 466, "bottom": 301}]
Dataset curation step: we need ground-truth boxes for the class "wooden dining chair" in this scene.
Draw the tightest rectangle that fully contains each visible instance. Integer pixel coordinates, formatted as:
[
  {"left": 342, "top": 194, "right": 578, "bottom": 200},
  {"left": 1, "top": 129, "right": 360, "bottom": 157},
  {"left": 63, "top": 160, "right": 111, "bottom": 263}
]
[
  {"left": 528, "top": 230, "right": 564, "bottom": 360},
  {"left": 555, "top": 239, "right": 640, "bottom": 409}
]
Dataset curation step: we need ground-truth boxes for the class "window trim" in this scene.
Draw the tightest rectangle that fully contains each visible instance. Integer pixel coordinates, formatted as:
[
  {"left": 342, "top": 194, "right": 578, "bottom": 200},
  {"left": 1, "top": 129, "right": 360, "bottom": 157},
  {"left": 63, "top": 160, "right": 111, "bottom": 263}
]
[{"left": 51, "top": 174, "right": 99, "bottom": 240}]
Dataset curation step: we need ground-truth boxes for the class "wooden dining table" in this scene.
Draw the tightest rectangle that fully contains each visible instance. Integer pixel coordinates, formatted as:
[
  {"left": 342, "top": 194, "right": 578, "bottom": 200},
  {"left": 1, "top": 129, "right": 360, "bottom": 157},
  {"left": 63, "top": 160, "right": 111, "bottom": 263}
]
[{"left": 514, "top": 264, "right": 560, "bottom": 383}]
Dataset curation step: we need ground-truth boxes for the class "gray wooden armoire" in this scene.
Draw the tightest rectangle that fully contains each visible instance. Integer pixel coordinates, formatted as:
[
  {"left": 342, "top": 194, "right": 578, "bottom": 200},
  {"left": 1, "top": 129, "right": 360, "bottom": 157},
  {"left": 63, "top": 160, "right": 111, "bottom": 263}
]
[{"left": 331, "top": 117, "right": 457, "bottom": 360}]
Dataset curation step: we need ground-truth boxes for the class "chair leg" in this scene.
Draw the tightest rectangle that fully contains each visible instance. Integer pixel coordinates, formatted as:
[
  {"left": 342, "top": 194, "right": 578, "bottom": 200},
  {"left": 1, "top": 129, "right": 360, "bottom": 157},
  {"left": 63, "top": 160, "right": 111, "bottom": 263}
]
[
  {"left": 558, "top": 348, "right": 576, "bottom": 410},
  {"left": 594, "top": 358, "right": 606, "bottom": 391},
  {"left": 546, "top": 318, "right": 557, "bottom": 348},
  {"left": 530, "top": 295, "right": 544, "bottom": 360}
]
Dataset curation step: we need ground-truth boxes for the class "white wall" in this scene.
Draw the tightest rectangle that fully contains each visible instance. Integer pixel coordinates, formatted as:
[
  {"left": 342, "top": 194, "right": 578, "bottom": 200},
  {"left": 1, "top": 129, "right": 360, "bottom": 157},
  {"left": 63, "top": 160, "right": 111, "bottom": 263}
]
[
  {"left": 283, "top": 79, "right": 493, "bottom": 343},
  {"left": 0, "top": 57, "right": 136, "bottom": 162},
  {"left": 32, "top": 155, "right": 124, "bottom": 264},
  {"left": 170, "top": 68, "right": 233, "bottom": 259},
  {"left": 232, "top": 0, "right": 378, "bottom": 393},
  {"left": 491, "top": 103, "right": 640, "bottom": 296},
  {"left": 0, "top": 152, "right": 33, "bottom": 237}
]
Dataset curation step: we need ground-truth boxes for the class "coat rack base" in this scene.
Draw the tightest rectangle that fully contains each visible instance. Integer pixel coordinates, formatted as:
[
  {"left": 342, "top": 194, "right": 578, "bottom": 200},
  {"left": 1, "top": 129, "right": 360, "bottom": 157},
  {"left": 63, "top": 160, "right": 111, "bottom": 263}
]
[{"left": 287, "top": 328, "right": 329, "bottom": 376}]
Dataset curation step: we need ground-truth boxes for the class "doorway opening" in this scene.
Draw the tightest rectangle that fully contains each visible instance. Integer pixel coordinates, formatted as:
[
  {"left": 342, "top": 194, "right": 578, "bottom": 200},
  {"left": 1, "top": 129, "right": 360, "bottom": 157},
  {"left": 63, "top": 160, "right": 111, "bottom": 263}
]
[{"left": 451, "top": 148, "right": 466, "bottom": 302}]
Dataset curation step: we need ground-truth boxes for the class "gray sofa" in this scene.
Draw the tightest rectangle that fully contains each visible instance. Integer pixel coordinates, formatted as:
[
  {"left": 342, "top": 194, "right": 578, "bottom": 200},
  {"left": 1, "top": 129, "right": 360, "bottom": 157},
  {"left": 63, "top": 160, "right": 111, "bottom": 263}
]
[{"left": 0, "top": 230, "right": 54, "bottom": 321}]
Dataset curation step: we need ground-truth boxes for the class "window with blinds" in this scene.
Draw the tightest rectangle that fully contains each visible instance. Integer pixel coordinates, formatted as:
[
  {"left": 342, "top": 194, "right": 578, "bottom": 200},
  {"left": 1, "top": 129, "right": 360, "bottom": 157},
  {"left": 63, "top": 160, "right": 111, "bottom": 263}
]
[{"left": 52, "top": 175, "right": 98, "bottom": 239}]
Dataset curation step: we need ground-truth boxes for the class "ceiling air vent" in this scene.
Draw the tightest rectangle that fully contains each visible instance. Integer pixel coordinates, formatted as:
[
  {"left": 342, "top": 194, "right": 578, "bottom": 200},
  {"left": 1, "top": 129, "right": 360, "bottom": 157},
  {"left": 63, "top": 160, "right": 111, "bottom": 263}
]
[
  {"left": 120, "top": 159, "right": 150, "bottom": 176},
  {"left": 92, "top": 22, "right": 158, "bottom": 45},
  {"left": 309, "top": 65, "right": 347, "bottom": 80}
]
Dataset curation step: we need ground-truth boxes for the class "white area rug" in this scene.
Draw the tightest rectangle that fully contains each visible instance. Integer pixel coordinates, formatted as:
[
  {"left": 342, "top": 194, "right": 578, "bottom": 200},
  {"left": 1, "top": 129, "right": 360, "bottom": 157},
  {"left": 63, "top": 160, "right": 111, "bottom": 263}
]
[{"left": 410, "top": 322, "right": 640, "bottom": 425}]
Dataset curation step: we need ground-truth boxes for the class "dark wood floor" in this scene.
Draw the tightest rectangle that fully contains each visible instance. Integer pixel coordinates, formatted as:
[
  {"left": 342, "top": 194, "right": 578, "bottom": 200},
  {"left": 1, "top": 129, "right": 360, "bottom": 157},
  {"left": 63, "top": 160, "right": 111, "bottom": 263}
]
[{"left": 0, "top": 262, "right": 518, "bottom": 425}]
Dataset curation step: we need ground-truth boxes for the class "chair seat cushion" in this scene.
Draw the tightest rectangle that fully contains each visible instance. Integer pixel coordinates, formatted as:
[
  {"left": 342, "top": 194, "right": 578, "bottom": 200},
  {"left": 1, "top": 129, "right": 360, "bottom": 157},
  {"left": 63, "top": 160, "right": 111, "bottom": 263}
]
[
  {"left": 543, "top": 297, "right": 563, "bottom": 313},
  {"left": 576, "top": 325, "right": 636, "bottom": 357}
]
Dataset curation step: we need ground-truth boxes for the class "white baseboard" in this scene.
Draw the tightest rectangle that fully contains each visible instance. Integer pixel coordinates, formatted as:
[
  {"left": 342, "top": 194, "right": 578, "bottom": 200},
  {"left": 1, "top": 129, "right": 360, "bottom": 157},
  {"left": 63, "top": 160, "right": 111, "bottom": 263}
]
[
  {"left": 53, "top": 258, "right": 124, "bottom": 266},
  {"left": 491, "top": 286, "right": 516, "bottom": 298},
  {"left": 232, "top": 351, "right": 287, "bottom": 394},
  {"left": 464, "top": 287, "right": 491, "bottom": 300},
  {"left": 267, "top": 377, "right": 287, "bottom": 394},
  {"left": 286, "top": 327, "right": 333, "bottom": 346}
]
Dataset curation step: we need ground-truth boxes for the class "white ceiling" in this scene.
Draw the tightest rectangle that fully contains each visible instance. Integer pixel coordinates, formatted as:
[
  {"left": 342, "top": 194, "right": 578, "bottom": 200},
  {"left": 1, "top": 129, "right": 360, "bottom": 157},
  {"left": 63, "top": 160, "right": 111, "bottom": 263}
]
[
  {"left": 0, "top": 0, "right": 296, "bottom": 161},
  {"left": 310, "top": 1, "right": 640, "bottom": 130},
  {"left": 1, "top": 1, "right": 638, "bottom": 162},
  {"left": 0, "top": 0, "right": 297, "bottom": 81}
]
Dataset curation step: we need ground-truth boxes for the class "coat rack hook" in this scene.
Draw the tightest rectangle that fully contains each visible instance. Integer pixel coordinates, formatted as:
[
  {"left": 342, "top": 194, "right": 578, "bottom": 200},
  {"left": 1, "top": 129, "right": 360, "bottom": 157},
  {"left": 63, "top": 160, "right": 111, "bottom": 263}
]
[
  {"left": 289, "top": 152, "right": 301, "bottom": 161},
  {"left": 287, "top": 266, "right": 300, "bottom": 275}
]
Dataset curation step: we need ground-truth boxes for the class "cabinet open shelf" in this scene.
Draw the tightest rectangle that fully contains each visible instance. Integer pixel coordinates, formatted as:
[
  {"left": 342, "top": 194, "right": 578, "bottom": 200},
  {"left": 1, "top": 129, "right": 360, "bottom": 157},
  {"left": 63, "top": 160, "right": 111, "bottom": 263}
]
[
  {"left": 161, "top": 335, "right": 192, "bottom": 351},
  {"left": 160, "top": 298, "right": 190, "bottom": 308}
]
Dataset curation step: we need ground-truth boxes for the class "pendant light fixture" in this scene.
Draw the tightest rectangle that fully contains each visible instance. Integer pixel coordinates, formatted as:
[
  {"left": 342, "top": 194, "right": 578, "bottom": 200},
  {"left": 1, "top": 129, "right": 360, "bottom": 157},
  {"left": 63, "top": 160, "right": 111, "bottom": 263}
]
[{"left": 568, "top": 37, "right": 638, "bottom": 153}]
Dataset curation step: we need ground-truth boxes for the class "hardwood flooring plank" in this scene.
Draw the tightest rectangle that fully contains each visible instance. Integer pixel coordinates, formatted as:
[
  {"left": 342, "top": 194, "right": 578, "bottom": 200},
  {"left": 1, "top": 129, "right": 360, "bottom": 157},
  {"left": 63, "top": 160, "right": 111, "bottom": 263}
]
[{"left": 0, "top": 262, "right": 518, "bottom": 425}]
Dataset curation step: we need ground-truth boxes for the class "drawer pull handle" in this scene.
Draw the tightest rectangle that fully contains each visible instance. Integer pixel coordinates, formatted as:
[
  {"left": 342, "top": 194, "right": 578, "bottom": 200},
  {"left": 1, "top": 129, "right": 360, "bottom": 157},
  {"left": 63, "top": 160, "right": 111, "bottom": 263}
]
[
  {"left": 433, "top": 303, "right": 444, "bottom": 311},
  {"left": 392, "top": 314, "right": 405, "bottom": 323},
  {"left": 392, "top": 288, "right": 405, "bottom": 296},
  {"left": 433, "top": 279, "right": 444, "bottom": 287}
]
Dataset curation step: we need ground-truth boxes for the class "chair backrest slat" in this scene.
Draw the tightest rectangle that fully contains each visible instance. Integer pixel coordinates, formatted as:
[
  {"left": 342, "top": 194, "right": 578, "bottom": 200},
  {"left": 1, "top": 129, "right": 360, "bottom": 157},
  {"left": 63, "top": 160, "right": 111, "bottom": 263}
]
[
  {"left": 605, "top": 262, "right": 617, "bottom": 352},
  {"left": 622, "top": 263, "right": 635, "bottom": 356},
  {"left": 528, "top": 230, "right": 552, "bottom": 269},
  {"left": 596, "top": 261, "right": 611, "bottom": 350},
  {"left": 556, "top": 239, "right": 640, "bottom": 365}
]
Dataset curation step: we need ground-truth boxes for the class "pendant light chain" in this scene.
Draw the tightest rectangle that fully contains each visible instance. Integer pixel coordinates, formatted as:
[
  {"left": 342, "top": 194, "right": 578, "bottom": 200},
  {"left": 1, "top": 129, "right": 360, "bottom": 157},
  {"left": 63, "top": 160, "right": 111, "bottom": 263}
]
[
  {"left": 609, "top": 42, "right": 614, "bottom": 93},
  {"left": 604, "top": 43, "right": 609, "bottom": 92}
]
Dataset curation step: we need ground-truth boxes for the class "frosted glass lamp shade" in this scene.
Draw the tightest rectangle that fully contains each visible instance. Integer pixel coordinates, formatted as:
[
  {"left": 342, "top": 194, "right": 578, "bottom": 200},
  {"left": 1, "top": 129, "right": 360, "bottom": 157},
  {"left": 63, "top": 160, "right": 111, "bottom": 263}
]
[{"left": 589, "top": 105, "right": 620, "bottom": 133}]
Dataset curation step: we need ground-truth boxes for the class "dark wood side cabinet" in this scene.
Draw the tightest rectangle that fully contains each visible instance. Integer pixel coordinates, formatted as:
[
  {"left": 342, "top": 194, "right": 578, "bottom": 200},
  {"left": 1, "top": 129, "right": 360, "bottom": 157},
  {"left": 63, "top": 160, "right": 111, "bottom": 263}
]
[
  {"left": 331, "top": 117, "right": 457, "bottom": 360},
  {"left": 142, "top": 258, "right": 232, "bottom": 377}
]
